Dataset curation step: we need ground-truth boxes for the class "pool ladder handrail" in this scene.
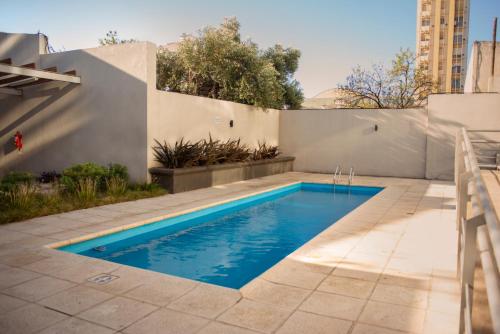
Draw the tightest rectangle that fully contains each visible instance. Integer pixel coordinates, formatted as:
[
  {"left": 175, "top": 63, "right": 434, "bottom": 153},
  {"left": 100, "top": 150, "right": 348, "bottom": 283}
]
[
  {"left": 333, "top": 165, "right": 341, "bottom": 184},
  {"left": 348, "top": 167, "right": 354, "bottom": 186}
]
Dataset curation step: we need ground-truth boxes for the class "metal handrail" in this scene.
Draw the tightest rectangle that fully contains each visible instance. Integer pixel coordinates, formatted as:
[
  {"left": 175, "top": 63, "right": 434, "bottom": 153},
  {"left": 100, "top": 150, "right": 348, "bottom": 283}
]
[
  {"left": 455, "top": 128, "right": 500, "bottom": 334},
  {"left": 333, "top": 165, "right": 340, "bottom": 184},
  {"left": 348, "top": 167, "right": 354, "bottom": 186}
]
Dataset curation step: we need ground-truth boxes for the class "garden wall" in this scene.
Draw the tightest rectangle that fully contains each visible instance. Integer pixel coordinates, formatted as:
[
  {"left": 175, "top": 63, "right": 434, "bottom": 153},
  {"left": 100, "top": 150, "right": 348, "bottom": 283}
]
[
  {"left": 279, "top": 108, "right": 428, "bottom": 178},
  {"left": 0, "top": 41, "right": 154, "bottom": 182},
  {"left": 147, "top": 90, "right": 280, "bottom": 172},
  {"left": 426, "top": 93, "right": 500, "bottom": 180}
]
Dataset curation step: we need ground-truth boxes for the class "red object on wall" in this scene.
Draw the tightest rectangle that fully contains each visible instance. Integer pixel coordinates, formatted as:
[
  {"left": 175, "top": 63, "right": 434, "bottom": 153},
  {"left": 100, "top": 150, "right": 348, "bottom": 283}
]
[{"left": 14, "top": 131, "right": 23, "bottom": 151}]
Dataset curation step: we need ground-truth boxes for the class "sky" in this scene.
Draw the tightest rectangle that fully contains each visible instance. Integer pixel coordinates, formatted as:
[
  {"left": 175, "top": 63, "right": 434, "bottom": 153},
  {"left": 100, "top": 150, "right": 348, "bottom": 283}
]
[{"left": 1, "top": 0, "right": 499, "bottom": 97}]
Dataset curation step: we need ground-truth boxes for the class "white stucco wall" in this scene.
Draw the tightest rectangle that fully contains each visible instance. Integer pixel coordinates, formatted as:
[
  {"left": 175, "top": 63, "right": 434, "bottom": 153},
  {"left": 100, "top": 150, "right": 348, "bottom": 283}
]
[
  {"left": 147, "top": 91, "right": 280, "bottom": 171},
  {"left": 0, "top": 42, "right": 153, "bottom": 181},
  {"left": 464, "top": 41, "right": 500, "bottom": 93},
  {"left": 0, "top": 32, "right": 47, "bottom": 66},
  {"left": 425, "top": 93, "right": 500, "bottom": 180},
  {"left": 279, "top": 108, "right": 428, "bottom": 178}
]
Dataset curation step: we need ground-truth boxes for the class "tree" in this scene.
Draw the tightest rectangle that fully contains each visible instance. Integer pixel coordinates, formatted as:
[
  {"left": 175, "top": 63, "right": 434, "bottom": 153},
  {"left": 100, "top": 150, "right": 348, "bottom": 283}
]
[
  {"left": 157, "top": 18, "right": 303, "bottom": 109},
  {"left": 338, "top": 49, "right": 436, "bottom": 108},
  {"left": 99, "top": 31, "right": 136, "bottom": 46}
]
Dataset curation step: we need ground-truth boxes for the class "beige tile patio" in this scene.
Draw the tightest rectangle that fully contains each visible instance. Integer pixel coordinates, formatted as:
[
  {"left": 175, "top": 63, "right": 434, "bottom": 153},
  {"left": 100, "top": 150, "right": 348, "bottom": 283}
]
[
  {"left": 317, "top": 275, "right": 375, "bottom": 299},
  {"left": 78, "top": 296, "right": 158, "bottom": 330},
  {"left": 168, "top": 283, "right": 241, "bottom": 318},
  {"left": 241, "top": 278, "right": 310, "bottom": 309},
  {"left": 359, "top": 300, "right": 426, "bottom": 333},
  {"left": 123, "top": 308, "right": 209, "bottom": 334},
  {"left": 125, "top": 275, "right": 198, "bottom": 306},
  {"left": 371, "top": 283, "right": 429, "bottom": 309},
  {"left": 299, "top": 291, "right": 365, "bottom": 321},
  {"left": 3, "top": 275, "right": 75, "bottom": 302},
  {"left": 275, "top": 310, "right": 352, "bottom": 334},
  {"left": 0, "top": 293, "right": 27, "bottom": 314},
  {"left": 351, "top": 323, "right": 407, "bottom": 334},
  {"left": 218, "top": 298, "right": 291, "bottom": 334},
  {"left": 38, "top": 318, "right": 115, "bottom": 334},
  {"left": 0, "top": 303, "right": 68, "bottom": 334},
  {"left": 39, "top": 285, "right": 114, "bottom": 315},
  {"left": 198, "top": 321, "right": 260, "bottom": 334},
  {"left": 0, "top": 267, "right": 40, "bottom": 290},
  {"left": 422, "top": 310, "right": 459, "bottom": 334},
  {"left": 261, "top": 259, "right": 329, "bottom": 290}
]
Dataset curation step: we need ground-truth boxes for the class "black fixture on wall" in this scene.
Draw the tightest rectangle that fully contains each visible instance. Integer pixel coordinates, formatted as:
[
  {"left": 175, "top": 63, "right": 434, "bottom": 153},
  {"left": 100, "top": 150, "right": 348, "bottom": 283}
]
[{"left": 229, "top": 120, "right": 234, "bottom": 128}]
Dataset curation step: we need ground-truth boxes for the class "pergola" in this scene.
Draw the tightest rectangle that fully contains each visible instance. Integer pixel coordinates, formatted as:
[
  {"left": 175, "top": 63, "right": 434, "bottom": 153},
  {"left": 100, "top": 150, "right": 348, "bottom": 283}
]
[{"left": 0, "top": 58, "right": 80, "bottom": 96}]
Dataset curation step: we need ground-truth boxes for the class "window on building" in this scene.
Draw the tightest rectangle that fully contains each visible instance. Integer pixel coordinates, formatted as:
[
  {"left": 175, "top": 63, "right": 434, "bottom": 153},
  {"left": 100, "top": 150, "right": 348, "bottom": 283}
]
[
  {"left": 453, "top": 54, "right": 462, "bottom": 62},
  {"left": 440, "top": 17, "right": 446, "bottom": 25},
  {"left": 452, "top": 65, "right": 461, "bottom": 73},
  {"left": 422, "top": 19, "right": 431, "bottom": 26},
  {"left": 453, "top": 34, "right": 463, "bottom": 46},
  {"left": 455, "top": 16, "right": 464, "bottom": 27},
  {"left": 452, "top": 79, "right": 461, "bottom": 89}
]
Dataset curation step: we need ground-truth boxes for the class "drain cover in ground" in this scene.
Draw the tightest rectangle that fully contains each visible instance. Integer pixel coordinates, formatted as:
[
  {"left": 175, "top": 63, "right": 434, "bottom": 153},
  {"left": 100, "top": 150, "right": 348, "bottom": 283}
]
[{"left": 87, "top": 273, "right": 119, "bottom": 285}]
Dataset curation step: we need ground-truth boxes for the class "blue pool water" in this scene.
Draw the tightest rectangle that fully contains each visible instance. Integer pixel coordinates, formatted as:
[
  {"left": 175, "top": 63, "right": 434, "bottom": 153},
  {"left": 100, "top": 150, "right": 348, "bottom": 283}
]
[{"left": 61, "top": 183, "right": 382, "bottom": 289}]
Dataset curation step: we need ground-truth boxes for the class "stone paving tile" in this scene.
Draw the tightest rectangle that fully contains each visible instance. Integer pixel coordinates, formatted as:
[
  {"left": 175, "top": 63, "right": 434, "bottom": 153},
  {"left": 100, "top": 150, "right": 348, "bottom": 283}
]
[
  {"left": 299, "top": 291, "right": 365, "bottom": 321},
  {"left": 123, "top": 308, "right": 209, "bottom": 334},
  {"left": 0, "top": 303, "right": 68, "bottom": 334},
  {"left": 218, "top": 298, "right": 292, "bottom": 334},
  {"left": 275, "top": 310, "right": 352, "bottom": 334},
  {"left": 261, "top": 259, "right": 329, "bottom": 290},
  {"left": 241, "top": 278, "right": 310, "bottom": 310},
  {"left": 125, "top": 275, "right": 198, "bottom": 306},
  {"left": 78, "top": 296, "right": 158, "bottom": 330},
  {"left": 371, "top": 283, "right": 429, "bottom": 309},
  {"left": 38, "top": 317, "right": 115, "bottom": 334},
  {"left": 83, "top": 265, "right": 156, "bottom": 294},
  {"left": 317, "top": 275, "right": 376, "bottom": 299},
  {"left": 39, "top": 285, "right": 114, "bottom": 315},
  {"left": 197, "top": 321, "right": 260, "bottom": 334},
  {"left": 168, "top": 283, "right": 241, "bottom": 318},
  {"left": 422, "top": 310, "right": 459, "bottom": 334},
  {"left": 351, "top": 323, "right": 408, "bottom": 334},
  {"left": 0, "top": 293, "right": 28, "bottom": 314},
  {"left": 0, "top": 267, "right": 40, "bottom": 290},
  {"left": 359, "top": 300, "right": 426, "bottom": 333},
  {"left": 3, "top": 275, "right": 76, "bottom": 302}
]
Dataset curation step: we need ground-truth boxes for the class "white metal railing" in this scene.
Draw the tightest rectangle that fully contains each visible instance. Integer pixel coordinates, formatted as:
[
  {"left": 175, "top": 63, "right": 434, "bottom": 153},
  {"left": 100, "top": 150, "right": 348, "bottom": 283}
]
[
  {"left": 455, "top": 128, "right": 500, "bottom": 334},
  {"left": 348, "top": 167, "right": 354, "bottom": 186},
  {"left": 333, "top": 165, "right": 342, "bottom": 185}
]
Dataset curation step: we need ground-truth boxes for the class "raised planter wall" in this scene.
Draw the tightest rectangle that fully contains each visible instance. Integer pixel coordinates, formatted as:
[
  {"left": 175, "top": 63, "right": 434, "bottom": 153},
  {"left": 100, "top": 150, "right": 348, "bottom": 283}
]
[{"left": 149, "top": 156, "right": 295, "bottom": 193}]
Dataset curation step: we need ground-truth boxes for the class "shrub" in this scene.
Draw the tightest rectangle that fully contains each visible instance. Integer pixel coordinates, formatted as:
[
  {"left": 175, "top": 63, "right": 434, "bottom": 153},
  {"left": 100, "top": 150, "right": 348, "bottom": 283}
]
[
  {"left": 61, "top": 163, "right": 108, "bottom": 192},
  {"left": 252, "top": 142, "right": 279, "bottom": 160},
  {"left": 38, "top": 171, "right": 61, "bottom": 183},
  {"left": 0, "top": 171, "right": 35, "bottom": 191},
  {"left": 106, "top": 175, "right": 128, "bottom": 196},
  {"left": 107, "top": 163, "right": 129, "bottom": 181},
  {"left": 75, "top": 177, "right": 98, "bottom": 202},
  {"left": 5, "top": 183, "right": 38, "bottom": 208},
  {"left": 153, "top": 136, "right": 252, "bottom": 168}
]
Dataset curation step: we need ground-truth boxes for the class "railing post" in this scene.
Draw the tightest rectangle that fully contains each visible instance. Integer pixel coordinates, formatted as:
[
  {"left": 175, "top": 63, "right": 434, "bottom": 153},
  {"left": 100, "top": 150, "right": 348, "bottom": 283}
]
[
  {"left": 457, "top": 171, "right": 472, "bottom": 274},
  {"left": 459, "top": 213, "right": 485, "bottom": 334}
]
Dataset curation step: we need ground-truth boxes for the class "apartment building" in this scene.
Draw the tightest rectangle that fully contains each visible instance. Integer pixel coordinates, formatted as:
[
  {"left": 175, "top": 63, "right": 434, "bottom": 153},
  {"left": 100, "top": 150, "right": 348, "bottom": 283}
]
[{"left": 416, "top": 0, "right": 470, "bottom": 93}]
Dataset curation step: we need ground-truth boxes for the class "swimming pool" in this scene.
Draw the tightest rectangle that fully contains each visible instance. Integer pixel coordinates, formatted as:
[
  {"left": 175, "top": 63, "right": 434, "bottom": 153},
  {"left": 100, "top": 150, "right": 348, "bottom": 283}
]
[{"left": 60, "top": 183, "right": 382, "bottom": 289}]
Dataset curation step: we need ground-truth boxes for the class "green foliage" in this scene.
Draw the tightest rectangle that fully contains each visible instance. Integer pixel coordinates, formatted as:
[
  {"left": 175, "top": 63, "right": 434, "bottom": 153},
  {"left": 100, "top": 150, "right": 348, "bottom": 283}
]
[
  {"left": 0, "top": 171, "right": 35, "bottom": 191},
  {"left": 5, "top": 183, "right": 38, "bottom": 208},
  {"left": 157, "top": 18, "right": 303, "bottom": 109},
  {"left": 74, "top": 177, "right": 98, "bottom": 202},
  {"left": 61, "top": 163, "right": 108, "bottom": 192},
  {"left": 153, "top": 136, "right": 279, "bottom": 169},
  {"left": 106, "top": 176, "right": 128, "bottom": 197},
  {"left": 339, "top": 49, "right": 436, "bottom": 108},
  {"left": 99, "top": 31, "right": 136, "bottom": 46},
  {"left": 108, "top": 163, "right": 129, "bottom": 182},
  {"left": 252, "top": 142, "right": 279, "bottom": 160}
]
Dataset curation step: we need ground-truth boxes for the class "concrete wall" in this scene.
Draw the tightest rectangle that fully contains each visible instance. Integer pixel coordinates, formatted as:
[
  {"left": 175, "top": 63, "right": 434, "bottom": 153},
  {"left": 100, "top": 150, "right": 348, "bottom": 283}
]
[
  {"left": 147, "top": 91, "right": 280, "bottom": 170},
  {"left": 279, "top": 108, "right": 428, "bottom": 178},
  {"left": 465, "top": 41, "right": 500, "bottom": 93},
  {"left": 0, "top": 42, "right": 154, "bottom": 181},
  {"left": 426, "top": 93, "right": 500, "bottom": 180},
  {"left": 0, "top": 32, "right": 47, "bottom": 66}
]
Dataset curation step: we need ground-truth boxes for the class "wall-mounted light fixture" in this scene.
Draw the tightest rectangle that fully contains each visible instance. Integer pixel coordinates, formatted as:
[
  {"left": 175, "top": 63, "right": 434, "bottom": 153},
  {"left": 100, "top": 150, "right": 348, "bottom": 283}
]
[
  {"left": 374, "top": 124, "right": 378, "bottom": 132},
  {"left": 229, "top": 120, "right": 234, "bottom": 128}
]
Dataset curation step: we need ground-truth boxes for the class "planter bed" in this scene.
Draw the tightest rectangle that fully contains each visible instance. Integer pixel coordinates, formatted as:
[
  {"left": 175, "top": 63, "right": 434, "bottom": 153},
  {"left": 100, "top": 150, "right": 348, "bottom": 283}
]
[{"left": 149, "top": 156, "right": 295, "bottom": 193}]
